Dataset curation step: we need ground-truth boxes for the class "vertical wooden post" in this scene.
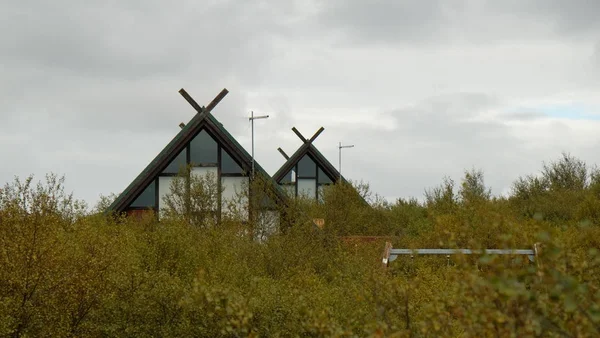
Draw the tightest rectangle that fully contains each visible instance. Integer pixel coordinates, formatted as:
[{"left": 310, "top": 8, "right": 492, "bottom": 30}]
[{"left": 382, "top": 241, "right": 393, "bottom": 269}]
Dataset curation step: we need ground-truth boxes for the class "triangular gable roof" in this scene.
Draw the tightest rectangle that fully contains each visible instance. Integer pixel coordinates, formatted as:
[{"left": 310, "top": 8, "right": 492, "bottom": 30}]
[
  {"left": 108, "top": 88, "right": 287, "bottom": 213},
  {"left": 273, "top": 138, "right": 344, "bottom": 185},
  {"left": 273, "top": 127, "right": 369, "bottom": 206}
]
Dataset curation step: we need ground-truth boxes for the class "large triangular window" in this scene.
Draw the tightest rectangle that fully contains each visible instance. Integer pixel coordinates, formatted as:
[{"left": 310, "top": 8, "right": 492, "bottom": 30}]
[
  {"left": 318, "top": 167, "right": 333, "bottom": 184},
  {"left": 130, "top": 180, "right": 156, "bottom": 208},
  {"left": 221, "top": 148, "right": 244, "bottom": 174},
  {"left": 297, "top": 155, "right": 316, "bottom": 178},
  {"left": 162, "top": 149, "right": 187, "bottom": 174},
  {"left": 280, "top": 170, "right": 295, "bottom": 183},
  {"left": 190, "top": 129, "right": 218, "bottom": 164}
]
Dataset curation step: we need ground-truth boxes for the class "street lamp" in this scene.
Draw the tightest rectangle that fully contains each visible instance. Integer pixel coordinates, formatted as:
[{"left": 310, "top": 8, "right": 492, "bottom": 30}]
[
  {"left": 249, "top": 111, "right": 269, "bottom": 177},
  {"left": 338, "top": 142, "right": 354, "bottom": 180}
]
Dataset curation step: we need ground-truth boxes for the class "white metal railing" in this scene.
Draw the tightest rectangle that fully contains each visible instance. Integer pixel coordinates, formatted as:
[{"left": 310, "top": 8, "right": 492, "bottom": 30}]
[{"left": 382, "top": 242, "right": 539, "bottom": 267}]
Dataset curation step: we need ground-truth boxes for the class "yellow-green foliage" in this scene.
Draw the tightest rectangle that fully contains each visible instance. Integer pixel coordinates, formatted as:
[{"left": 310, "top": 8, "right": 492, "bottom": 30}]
[{"left": 1, "top": 154, "right": 600, "bottom": 336}]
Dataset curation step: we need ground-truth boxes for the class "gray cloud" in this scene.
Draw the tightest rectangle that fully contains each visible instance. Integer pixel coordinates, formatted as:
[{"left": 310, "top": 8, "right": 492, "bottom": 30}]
[
  {"left": 314, "top": 0, "right": 600, "bottom": 46},
  {"left": 1, "top": 1, "right": 284, "bottom": 80},
  {"left": 2, "top": 0, "right": 600, "bottom": 208},
  {"left": 0, "top": 0, "right": 295, "bottom": 133},
  {"left": 315, "top": 0, "right": 452, "bottom": 45},
  {"left": 0, "top": 0, "right": 299, "bottom": 205},
  {"left": 500, "top": 111, "right": 546, "bottom": 121},
  {"left": 299, "top": 92, "right": 600, "bottom": 201},
  {"left": 487, "top": 1, "right": 600, "bottom": 37},
  {"left": 594, "top": 41, "right": 600, "bottom": 68}
]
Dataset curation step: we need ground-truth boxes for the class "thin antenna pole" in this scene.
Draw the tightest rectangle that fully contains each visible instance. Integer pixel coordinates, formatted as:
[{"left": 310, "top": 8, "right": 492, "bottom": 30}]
[
  {"left": 338, "top": 142, "right": 355, "bottom": 180},
  {"left": 251, "top": 111, "right": 254, "bottom": 176},
  {"left": 249, "top": 111, "right": 269, "bottom": 178}
]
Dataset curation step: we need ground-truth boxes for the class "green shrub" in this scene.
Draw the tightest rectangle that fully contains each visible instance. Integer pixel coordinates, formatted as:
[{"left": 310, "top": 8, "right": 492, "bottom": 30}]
[{"left": 2, "top": 154, "right": 600, "bottom": 336}]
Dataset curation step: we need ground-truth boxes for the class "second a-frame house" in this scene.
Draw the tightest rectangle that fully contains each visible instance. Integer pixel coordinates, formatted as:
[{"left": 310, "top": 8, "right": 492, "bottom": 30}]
[
  {"left": 273, "top": 127, "right": 345, "bottom": 201},
  {"left": 108, "top": 88, "right": 286, "bottom": 224}
]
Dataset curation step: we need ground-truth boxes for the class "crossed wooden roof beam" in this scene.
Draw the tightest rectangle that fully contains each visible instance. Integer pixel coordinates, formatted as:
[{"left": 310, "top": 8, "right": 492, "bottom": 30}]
[
  {"left": 177, "top": 88, "right": 228, "bottom": 128},
  {"left": 277, "top": 126, "right": 324, "bottom": 160},
  {"left": 179, "top": 88, "right": 228, "bottom": 115}
]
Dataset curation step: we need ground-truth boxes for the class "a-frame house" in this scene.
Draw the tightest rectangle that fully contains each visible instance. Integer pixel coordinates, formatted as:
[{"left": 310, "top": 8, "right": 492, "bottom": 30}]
[
  {"left": 108, "top": 88, "right": 286, "bottom": 224},
  {"left": 273, "top": 127, "right": 347, "bottom": 201}
]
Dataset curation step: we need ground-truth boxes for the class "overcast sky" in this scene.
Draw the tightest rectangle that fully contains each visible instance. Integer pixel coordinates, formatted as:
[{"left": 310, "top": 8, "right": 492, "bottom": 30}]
[{"left": 2, "top": 1, "right": 600, "bottom": 207}]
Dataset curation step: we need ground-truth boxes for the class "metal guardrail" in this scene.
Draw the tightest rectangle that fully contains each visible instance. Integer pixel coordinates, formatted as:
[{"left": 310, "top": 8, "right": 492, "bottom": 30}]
[{"left": 382, "top": 242, "right": 539, "bottom": 267}]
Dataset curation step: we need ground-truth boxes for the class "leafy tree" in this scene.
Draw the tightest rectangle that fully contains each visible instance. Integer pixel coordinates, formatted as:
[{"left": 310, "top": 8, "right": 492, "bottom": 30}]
[
  {"left": 458, "top": 168, "right": 491, "bottom": 206},
  {"left": 3, "top": 156, "right": 600, "bottom": 336},
  {"left": 161, "top": 165, "right": 221, "bottom": 227},
  {"left": 425, "top": 176, "right": 458, "bottom": 215},
  {"left": 0, "top": 173, "right": 87, "bottom": 222},
  {"left": 510, "top": 153, "right": 595, "bottom": 222},
  {"left": 542, "top": 152, "right": 588, "bottom": 191},
  {"left": 93, "top": 192, "right": 118, "bottom": 214},
  {"left": 388, "top": 197, "right": 430, "bottom": 238}
]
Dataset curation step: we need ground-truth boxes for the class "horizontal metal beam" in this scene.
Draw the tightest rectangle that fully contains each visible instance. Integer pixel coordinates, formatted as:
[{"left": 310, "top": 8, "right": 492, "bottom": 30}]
[
  {"left": 390, "top": 249, "right": 534, "bottom": 255},
  {"left": 388, "top": 248, "right": 536, "bottom": 263}
]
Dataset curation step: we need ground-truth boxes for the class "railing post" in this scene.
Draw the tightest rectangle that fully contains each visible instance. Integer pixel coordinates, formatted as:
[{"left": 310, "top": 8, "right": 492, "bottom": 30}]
[{"left": 382, "top": 241, "right": 392, "bottom": 268}]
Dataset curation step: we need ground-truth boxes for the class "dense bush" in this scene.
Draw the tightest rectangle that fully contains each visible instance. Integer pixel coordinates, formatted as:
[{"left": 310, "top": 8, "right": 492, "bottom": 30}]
[{"left": 1, "top": 154, "right": 599, "bottom": 336}]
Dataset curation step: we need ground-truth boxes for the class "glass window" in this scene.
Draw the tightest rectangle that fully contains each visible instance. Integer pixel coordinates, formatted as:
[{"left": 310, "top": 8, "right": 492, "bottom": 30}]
[
  {"left": 297, "top": 155, "right": 316, "bottom": 178},
  {"left": 221, "top": 176, "right": 249, "bottom": 220},
  {"left": 280, "top": 170, "right": 294, "bottom": 183},
  {"left": 191, "top": 166, "right": 219, "bottom": 211},
  {"left": 221, "top": 176, "right": 248, "bottom": 204},
  {"left": 317, "top": 184, "right": 325, "bottom": 203},
  {"left": 318, "top": 167, "right": 333, "bottom": 184},
  {"left": 130, "top": 180, "right": 156, "bottom": 208},
  {"left": 190, "top": 129, "right": 218, "bottom": 164},
  {"left": 191, "top": 166, "right": 218, "bottom": 187},
  {"left": 297, "top": 179, "right": 316, "bottom": 199},
  {"left": 221, "top": 148, "right": 243, "bottom": 174},
  {"left": 158, "top": 176, "right": 174, "bottom": 214},
  {"left": 162, "top": 148, "right": 187, "bottom": 174}
]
